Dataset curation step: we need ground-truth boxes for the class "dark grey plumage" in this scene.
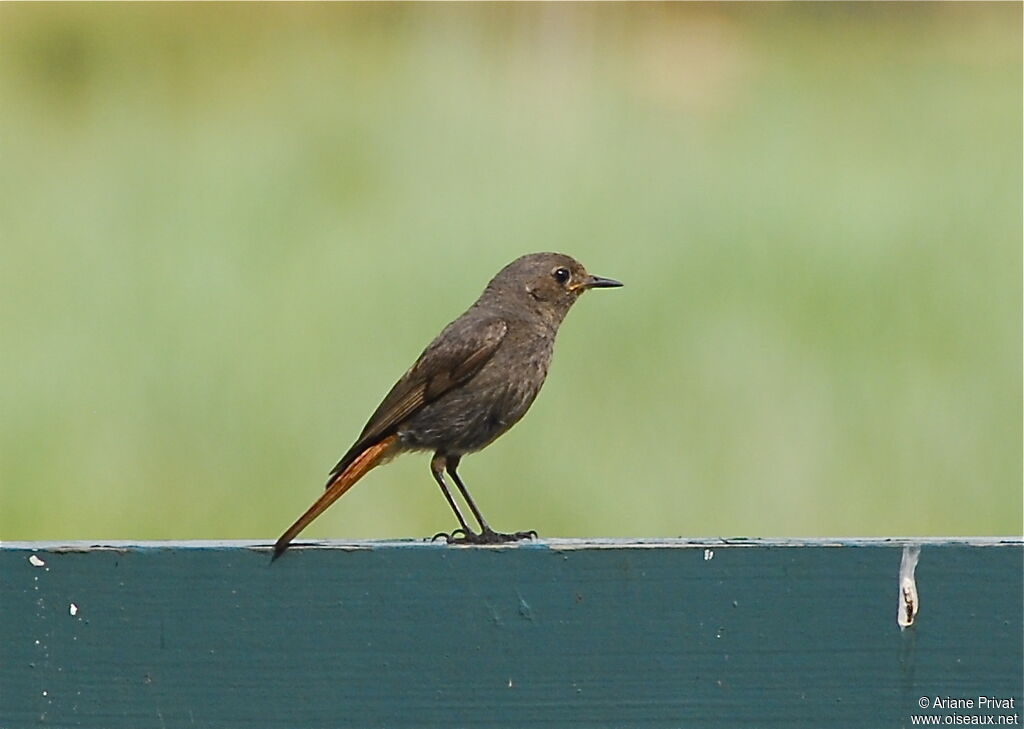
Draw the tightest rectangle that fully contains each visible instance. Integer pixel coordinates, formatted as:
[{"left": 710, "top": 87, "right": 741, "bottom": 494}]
[{"left": 273, "top": 252, "right": 621, "bottom": 558}]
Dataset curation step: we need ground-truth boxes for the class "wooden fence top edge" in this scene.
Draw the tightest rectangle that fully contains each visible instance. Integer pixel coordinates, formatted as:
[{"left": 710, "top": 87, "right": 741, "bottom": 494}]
[{"left": 1, "top": 536, "right": 1021, "bottom": 553}]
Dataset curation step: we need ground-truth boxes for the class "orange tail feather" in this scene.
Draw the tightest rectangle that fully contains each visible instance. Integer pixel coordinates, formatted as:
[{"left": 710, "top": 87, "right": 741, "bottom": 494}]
[{"left": 272, "top": 435, "right": 398, "bottom": 560}]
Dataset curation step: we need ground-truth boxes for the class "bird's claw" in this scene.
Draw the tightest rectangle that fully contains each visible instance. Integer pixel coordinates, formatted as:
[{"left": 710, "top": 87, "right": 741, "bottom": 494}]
[{"left": 430, "top": 528, "right": 472, "bottom": 543}]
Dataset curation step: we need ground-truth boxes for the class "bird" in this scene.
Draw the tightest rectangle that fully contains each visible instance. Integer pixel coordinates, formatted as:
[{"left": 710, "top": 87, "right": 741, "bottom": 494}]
[{"left": 272, "top": 252, "right": 622, "bottom": 559}]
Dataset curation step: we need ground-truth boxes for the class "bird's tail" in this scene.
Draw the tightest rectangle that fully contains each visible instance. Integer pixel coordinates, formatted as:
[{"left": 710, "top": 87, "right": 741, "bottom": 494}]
[{"left": 272, "top": 435, "right": 398, "bottom": 561}]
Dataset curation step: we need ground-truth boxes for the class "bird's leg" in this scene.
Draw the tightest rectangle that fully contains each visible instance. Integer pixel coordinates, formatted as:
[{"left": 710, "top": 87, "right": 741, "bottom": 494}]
[
  {"left": 446, "top": 456, "right": 491, "bottom": 533},
  {"left": 429, "top": 453, "right": 477, "bottom": 542},
  {"left": 445, "top": 456, "right": 537, "bottom": 544}
]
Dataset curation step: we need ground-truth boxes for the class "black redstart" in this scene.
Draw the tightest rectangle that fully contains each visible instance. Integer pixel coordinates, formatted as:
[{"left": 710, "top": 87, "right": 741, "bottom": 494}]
[{"left": 273, "top": 252, "right": 621, "bottom": 558}]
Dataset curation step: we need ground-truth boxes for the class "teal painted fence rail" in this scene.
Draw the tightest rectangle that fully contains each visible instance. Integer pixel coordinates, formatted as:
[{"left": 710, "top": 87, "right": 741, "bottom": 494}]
[{"left": 1, "top": 538, "right": 1021, "bottom": 728}]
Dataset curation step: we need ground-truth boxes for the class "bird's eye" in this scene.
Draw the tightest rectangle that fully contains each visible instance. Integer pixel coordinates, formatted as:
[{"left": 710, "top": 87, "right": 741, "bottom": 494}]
[{"left": 552, "top": 267, "right": 571, "bottom": 285}]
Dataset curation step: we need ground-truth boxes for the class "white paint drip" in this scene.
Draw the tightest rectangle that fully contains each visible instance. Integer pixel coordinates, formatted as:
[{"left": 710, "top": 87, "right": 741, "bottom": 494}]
[
  {"left": 29, "top": 555, "right": 45, "bottom": 567},
  {"left": 69, "top": 603, "right": 78, "bottom": 617},
  {"left": 898, "top": 545, "right": 921, "bottom": 629},
  {"left": 703, "top": 549, "right": 714, "bottom": 561}
]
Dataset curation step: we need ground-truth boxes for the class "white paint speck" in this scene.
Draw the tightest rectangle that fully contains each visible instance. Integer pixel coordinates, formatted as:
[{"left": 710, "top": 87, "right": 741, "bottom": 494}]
[
  {"left": 703, "top": 549, "right": 714, "bottom": 561},
  {"left": 69, "top": 603, "right": 78, "bottom": 616},
  {"left": 29, "top": 555, "right": 45, "bottom": 567}
]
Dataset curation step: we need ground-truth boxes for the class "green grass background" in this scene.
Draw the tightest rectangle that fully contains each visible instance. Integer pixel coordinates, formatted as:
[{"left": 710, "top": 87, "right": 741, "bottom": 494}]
[{"left": 1, "top": 3, "right": 1020, "bottom": 541}]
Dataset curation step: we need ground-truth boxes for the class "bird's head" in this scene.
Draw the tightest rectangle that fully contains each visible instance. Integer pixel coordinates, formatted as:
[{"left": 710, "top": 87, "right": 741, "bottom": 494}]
[{"left": 483, "top": 252, "right": 622, "bottom": 324}]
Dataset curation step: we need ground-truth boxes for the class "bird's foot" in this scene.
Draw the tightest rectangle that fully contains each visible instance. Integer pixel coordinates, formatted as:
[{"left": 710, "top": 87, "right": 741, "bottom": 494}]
[{"left": 431, "top": 527, "right": 537, "bottom": 545}]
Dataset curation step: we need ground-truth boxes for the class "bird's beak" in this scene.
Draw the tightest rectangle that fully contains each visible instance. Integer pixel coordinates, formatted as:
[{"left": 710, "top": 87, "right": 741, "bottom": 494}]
[{"left": 583, "top": 274, "right": 623, "bottom": 289}]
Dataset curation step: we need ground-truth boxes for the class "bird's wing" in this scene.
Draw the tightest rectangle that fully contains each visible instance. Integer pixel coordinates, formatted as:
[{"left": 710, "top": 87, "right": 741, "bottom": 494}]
[{"left": 326, "top": 316, "right": 508, "bottom": 481}]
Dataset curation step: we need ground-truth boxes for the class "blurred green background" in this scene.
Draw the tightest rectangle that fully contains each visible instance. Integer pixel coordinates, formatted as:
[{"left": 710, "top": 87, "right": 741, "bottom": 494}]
[{"left": 1, "top": 3, "right": 1020, "bottom": 542}]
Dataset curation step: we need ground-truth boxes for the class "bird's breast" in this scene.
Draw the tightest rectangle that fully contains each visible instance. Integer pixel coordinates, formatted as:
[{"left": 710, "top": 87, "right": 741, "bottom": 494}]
[{"left": 397, "top": 332, "right": 554, "bottom": 455}]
